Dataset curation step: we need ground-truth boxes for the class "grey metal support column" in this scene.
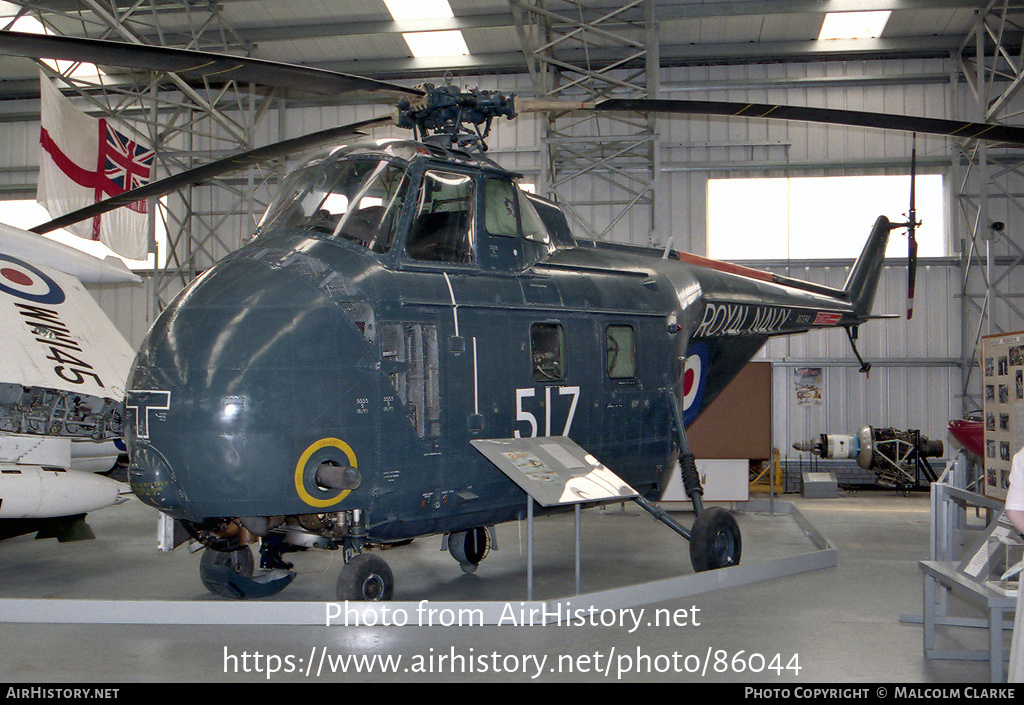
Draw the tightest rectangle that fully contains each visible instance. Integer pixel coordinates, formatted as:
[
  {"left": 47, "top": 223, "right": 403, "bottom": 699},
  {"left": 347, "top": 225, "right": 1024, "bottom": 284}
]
[
  {"left": 511, "top": 0, "right": 662, "bottom": 247},
  {"left": 956, "top": 1, "right": 1024, "bottom": 416}
]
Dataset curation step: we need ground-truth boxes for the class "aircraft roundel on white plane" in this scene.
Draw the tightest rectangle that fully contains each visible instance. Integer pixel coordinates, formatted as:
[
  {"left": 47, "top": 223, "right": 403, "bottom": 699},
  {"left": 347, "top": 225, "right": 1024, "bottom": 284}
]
[
  {"left": 0, "top": 247, "right": 135, "bottom": 402},
  {"left": 0, "top": 253, "right": 66, "bottom": 304},
  {"left": 682, "top": 342, "right": 708, "bottom": 426}
]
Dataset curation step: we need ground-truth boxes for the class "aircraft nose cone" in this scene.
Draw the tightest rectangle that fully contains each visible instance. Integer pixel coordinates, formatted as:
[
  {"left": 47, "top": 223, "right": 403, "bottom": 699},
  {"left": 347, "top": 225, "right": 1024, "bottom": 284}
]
[{"left": 125, "top": 244, "right": 375, "bottom": 519}]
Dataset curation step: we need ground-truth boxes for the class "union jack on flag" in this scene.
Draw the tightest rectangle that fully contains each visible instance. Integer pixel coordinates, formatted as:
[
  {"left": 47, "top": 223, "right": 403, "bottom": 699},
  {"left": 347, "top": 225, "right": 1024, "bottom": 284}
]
[{"left": 101, "top": 122, "right": 154, "bottom": 213}]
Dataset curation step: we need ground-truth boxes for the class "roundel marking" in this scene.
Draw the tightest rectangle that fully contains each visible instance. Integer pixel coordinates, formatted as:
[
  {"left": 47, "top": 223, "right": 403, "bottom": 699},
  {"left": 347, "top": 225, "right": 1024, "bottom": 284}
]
[
  {"left": 294, "top": 437, "right": 356, "bottom": 508},
  {"left": 0, "top": 254, "right": 66, "bottom": 305},
  {"left": 682, "top": 342, "right": 709, "bottom": 426},
  {"left": 2, "top": 268, "right": 33, "bottom": 287}
]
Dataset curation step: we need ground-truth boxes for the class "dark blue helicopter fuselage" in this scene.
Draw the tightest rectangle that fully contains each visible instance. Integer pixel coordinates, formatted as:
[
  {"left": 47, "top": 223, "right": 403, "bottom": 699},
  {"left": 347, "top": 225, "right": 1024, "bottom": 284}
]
[{"left": 125, "top": 139, "right": 889, "bottom": 545}]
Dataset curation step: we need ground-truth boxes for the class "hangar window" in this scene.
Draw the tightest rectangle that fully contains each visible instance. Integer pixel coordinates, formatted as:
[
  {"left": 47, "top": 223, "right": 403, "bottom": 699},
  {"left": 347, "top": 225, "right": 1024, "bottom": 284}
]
[
  {"left": 605, "top": 325, "right": 636, "bottom": 379},
  {"left": 531, "top": 323, "right": 566, "bottom": 382},
  {"left": 706, "top": 174, "right": 945, "bottom": 260}
]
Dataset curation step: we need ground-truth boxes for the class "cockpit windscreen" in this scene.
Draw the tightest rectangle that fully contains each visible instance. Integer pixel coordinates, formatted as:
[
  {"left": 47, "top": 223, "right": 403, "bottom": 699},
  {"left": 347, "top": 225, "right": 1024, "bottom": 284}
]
[{"left": 255, "top": 156, "right": 411, "bottom": 254}]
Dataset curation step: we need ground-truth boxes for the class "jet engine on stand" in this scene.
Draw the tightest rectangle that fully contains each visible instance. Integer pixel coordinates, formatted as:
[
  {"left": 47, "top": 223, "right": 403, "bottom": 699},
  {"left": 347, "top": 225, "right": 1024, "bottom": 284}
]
[{"left": 793, "top": 426, "right": 944, "bottom": 489}]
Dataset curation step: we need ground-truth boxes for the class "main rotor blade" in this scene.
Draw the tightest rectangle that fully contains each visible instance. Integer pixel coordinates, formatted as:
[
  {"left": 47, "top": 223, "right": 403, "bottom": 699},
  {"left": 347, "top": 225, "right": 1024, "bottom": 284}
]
[
  {"left": 0, "top": 30, "right": 424, "bottom": 99},
  {"left": 521, "top": 97, "right": 1024, "bottom": 146},
  {"left": 30, "top": 115, "right": 394, "bottom": 235}
]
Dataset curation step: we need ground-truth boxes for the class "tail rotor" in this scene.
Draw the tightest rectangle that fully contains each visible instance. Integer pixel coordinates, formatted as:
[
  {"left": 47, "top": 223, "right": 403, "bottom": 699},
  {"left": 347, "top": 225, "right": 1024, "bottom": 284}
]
[{"left": 904, "top": 134, "right": 921, "bottom": 320}]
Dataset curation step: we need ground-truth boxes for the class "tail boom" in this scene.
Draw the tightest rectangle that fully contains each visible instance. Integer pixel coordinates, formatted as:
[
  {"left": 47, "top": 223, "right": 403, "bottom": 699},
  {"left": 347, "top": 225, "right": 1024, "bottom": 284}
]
[{"left": 684, "top": 215, "right": 894, "bottom": 340}]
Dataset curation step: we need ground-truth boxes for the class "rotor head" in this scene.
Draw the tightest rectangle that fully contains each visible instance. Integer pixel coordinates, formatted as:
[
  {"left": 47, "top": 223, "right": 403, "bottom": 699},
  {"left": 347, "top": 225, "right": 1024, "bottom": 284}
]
[{"left": 395, "top": 82, "right": 517, "bottom": 152}]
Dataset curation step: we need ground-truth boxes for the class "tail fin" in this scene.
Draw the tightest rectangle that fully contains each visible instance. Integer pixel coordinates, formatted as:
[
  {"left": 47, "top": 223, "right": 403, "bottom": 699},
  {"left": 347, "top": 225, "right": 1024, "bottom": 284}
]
[{"left": 843, "top": 216, "right": 893, "bottom": 318}]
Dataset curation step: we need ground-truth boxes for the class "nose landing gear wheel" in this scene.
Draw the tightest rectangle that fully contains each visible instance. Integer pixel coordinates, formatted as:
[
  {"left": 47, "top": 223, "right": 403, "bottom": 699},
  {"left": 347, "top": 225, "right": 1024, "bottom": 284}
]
[
  {"left": 688, "top": 507, "right": 742, "bottom": 572},
  {"left": 337, "top": 553, "right": 394, "bottom": 601}
]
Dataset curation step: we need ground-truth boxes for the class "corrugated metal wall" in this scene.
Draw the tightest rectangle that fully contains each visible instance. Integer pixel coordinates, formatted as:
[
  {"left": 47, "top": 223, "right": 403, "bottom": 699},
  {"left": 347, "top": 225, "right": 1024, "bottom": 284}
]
[{"left": 6, "top": 56, "right": 1018, "bottom": 472}]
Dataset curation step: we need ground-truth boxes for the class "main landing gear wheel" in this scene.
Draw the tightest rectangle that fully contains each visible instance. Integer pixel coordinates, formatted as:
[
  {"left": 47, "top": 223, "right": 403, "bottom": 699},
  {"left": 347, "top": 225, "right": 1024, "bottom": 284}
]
[
  {"left": 688, "top": 507, "right": 742, "bottom": 572},
  {"left": 337, "top": 553, "right": 394, "bottom": 601},
  {"left": 448, "top": 527, "right": 489, "bottom": 574}
]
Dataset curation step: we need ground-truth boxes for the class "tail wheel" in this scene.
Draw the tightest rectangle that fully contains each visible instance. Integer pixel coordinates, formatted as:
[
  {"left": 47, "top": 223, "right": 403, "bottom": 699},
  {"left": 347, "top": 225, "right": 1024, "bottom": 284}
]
[
  {"left": 689, "top": 507, "right": 742, "bottom": 572},
  {"left": 448, "top": 527, "right": 490, "bottom": 574},
  {"left": 337, "top": 553, "right": 394, "bottom": 601},
  {"left": 199, "top": 546, "right": 254, "bottom": 598}
]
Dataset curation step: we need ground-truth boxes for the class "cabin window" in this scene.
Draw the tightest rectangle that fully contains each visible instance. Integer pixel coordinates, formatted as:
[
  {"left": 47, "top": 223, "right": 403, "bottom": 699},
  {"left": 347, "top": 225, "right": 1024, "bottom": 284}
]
[
  {"left": 531, "top": 323, "right": 566, "bottom": 382},
  {"left": 407, "top": 170, "right": 476, "bottom": 263},
  {"left": 606, "top": 325, "right": 636, "bottom": 379},
  {"left": 485, "top": 178, "right": 518, "bottom": 237}
]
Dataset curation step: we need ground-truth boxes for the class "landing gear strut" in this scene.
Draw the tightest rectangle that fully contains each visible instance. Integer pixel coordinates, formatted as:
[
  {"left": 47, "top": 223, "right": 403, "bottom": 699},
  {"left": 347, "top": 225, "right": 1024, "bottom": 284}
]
[
  {"left": 632, "top": 456, "right": 742, "bottom": 573},
  {"left": 631, "top": 390, "right": 743, "bottom": 572},
  {"left": 335, "top": 508, "right": 395, "bottom": 601}
]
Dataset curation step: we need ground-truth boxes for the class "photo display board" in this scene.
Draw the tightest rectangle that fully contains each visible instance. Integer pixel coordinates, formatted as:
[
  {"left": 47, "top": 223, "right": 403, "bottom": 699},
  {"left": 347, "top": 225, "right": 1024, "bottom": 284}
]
[{"left": 981, "top": 330, "right": 1024, "bottom": 501}]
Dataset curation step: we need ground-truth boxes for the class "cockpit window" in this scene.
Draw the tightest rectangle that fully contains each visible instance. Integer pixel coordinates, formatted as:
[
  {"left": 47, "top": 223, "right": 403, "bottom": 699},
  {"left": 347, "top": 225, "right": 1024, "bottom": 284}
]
[
  {"left": 518, "top": 189, "right": 550, "bottom": 245},
  {"left": 485, "top": 178, "right": 518, "bottom": 237},
  {"left": 255, "top": 156, "right": 410, "bottom": 254},
  {"left": 406, "top": 170, "right": 476, "bottom": 264}
]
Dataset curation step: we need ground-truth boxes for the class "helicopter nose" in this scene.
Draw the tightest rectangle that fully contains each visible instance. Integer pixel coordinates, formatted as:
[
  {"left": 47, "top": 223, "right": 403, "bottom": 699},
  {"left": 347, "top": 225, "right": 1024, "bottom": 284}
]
[{"left": 125, "top": 246, "right": 375, "bottom": 519}]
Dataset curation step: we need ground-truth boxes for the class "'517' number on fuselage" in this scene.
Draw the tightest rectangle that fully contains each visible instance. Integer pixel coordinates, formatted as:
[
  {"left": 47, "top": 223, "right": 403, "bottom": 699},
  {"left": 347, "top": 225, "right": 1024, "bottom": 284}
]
[{"left": 513, "top": 386, "right": 581, "bottom": 438}]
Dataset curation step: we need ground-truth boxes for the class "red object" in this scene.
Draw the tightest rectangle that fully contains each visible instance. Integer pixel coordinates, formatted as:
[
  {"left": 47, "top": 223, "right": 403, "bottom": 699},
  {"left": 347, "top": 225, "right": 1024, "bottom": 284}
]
[
  {"left": 813, "top": 311, "right": 842, "bottom": 326},
  {"left": 948, "top": 419, "right": 984, "bottom": 458}
]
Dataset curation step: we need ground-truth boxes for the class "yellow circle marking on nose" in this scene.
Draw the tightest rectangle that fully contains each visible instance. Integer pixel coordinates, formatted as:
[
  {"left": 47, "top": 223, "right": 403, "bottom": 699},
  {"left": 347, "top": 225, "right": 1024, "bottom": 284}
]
[{"left": 294, "top": 437, "right": 356, "bottom": 508}]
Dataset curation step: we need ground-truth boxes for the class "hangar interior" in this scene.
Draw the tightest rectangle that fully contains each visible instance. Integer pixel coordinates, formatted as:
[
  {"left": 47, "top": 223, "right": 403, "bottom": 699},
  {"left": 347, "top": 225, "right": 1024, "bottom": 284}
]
[{"left": 0, "top": 0, "right": 1022, "bottom": 684}]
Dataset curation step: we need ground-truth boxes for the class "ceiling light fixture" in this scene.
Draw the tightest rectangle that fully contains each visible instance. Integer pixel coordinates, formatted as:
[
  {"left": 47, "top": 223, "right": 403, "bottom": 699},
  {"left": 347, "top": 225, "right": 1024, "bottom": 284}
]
[
  {"left": 383, "top": 0, "right": 470, "bottom": 58},
  {"left": 818, "top": 11, "right": 891, "bottom": 41},
  {"left": 402, "top": 30, "right": 470, "bottom": 58},
  {"left": 383, "top": 0, "right": 454, "bottom": 22}
]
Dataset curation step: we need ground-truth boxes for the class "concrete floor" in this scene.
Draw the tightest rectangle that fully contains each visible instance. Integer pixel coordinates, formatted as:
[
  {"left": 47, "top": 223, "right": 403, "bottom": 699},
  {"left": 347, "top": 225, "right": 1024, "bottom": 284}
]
[{"left": 0, "top": 487, "right": 1011, "bottom": 683}]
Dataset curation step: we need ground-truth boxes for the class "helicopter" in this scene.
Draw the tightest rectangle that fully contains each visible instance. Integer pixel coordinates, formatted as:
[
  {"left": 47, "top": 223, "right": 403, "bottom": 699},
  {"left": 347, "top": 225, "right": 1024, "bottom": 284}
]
[{"left": 5, "top": 29, "right": 1024, "bottom": 601}]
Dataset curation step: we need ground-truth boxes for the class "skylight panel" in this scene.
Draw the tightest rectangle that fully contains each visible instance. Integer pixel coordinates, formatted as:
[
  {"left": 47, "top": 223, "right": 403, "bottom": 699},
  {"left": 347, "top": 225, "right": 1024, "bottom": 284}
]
[
  {"left": 402, "top": 30, "right": 470, "bottom": 58},
  {"left": 383, "top": 0, "right": 454, "bottom": 22},
  {"left": 818, "top": 11, "right": 891, "bottom": 41},
  {"left": 383, "top": 0, "right": 470, "bottom": 58}
]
